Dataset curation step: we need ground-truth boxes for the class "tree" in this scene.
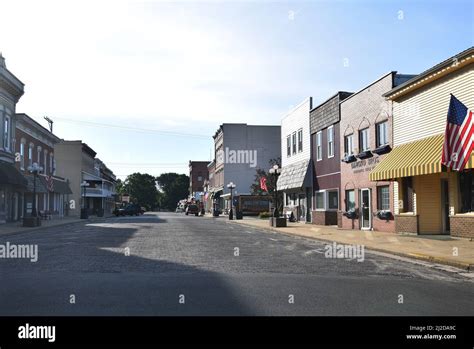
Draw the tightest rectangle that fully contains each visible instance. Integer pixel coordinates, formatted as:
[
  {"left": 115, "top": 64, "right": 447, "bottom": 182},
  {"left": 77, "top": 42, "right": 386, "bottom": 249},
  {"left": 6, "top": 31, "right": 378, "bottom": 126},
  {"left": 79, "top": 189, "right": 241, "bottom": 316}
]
[
  {"left": 156, "top": 173, "right": 190, "bottom": 210},
  {"left": 115, "top": 178, "right": 127, "bottom": 196},
  {"left": 123, "top": 173, "right": 158, "bottom": 210},
  {"left": 250, "top": 158, "right": 283, "bottom": 212}
]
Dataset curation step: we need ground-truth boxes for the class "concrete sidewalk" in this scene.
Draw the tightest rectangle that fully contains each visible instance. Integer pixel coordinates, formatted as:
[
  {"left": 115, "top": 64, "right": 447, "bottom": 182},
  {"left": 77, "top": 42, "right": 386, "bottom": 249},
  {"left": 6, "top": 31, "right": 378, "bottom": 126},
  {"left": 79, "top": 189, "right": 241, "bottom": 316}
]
[
  {"left": 228, "top": 217, "right": 474, "bottom": 271},
  {"left": 0, "top": 215, "right": 111, "bottom": 237}
]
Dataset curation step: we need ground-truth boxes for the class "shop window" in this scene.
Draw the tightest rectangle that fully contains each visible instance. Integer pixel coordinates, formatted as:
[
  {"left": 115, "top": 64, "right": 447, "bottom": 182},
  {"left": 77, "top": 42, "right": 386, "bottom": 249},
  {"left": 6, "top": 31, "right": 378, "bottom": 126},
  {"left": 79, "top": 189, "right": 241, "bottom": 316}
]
[
  {"left": 402, "top": 177, "right": 413, "bottom": 212},
  {"left": 327, "top": 190, "right": 338, "bottom": 210},
  {"left": 316, "top": 131, "right": 322, "bottom": 161},
  {"left": 344, "top": 134, "right": 354, "bottom": 156},
  {"left": 459, "top": 170, "right": 474, "bottom": 212},
  {"left": 286, "top": 135, "right": 291, "bottom": 157},
  {"left": 327, "top": 126, "right": 334, "bottom": 158},
  {"left": 315, "top": 192, "right": 325, "bottom": 210},
  {"left": 345, "top": 190, "right": 355, "bottom": 211},
  {"left": 359, "top": 128, "right": 370, "bottom": 152},
  {"left": 376, "top": 121, "right": 388, "bottom": 147},
  {"left": 297, "top": 129, "right": 303, "bottom": 152},
  {"left": 377, "top": 185, "right": 390, "bottom": 210}
]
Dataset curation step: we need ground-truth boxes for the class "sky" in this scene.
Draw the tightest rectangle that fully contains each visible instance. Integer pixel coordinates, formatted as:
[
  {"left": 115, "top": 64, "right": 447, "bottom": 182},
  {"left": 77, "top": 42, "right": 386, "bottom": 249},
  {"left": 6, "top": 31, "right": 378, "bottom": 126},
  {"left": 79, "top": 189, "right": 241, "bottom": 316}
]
[{"left": 1, "top": 0, "right": 473, "bottom": 179}]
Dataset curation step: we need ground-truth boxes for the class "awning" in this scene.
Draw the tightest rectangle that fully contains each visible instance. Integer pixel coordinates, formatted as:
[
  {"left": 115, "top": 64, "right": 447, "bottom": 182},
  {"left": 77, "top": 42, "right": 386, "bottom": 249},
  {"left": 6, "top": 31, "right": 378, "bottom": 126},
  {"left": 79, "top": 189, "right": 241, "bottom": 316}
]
[
  {"left": 277, "top": 159, "right": 312, "bottom": 191},
  {"left": 23, "top": 174, "right": 48, "bottom": 193},
  {"left": 0, "top": 162, "right": 27, "bottom": 188},
  {"left": 39, "top": 176, "right": 73, "bottom": 194},
  {"left": 369, "top": 133, "right": 474, "bottom": 181}
]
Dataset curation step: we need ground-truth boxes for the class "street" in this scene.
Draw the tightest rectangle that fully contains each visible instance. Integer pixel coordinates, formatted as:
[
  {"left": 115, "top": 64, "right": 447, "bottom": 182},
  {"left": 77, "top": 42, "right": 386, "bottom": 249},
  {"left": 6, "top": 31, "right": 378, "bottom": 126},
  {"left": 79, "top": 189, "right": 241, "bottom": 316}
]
[{"left": 0, "top": 212, "right": 472, "bottom": 316}]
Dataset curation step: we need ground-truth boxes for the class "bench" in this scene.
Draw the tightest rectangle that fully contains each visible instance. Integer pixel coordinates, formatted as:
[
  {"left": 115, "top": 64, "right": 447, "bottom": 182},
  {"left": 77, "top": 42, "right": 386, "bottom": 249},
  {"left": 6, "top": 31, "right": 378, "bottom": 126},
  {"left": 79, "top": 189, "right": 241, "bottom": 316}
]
[{"left": 39, "top": 210, "right": 52, "bottom": 220}]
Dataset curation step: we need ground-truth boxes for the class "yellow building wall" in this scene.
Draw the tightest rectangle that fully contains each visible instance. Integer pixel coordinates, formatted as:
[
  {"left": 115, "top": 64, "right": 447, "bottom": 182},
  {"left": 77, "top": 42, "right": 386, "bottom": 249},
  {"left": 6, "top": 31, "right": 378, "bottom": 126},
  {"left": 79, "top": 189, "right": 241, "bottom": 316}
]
[{"left": 415, "top": 174, "right": 442, "bottom": 234}]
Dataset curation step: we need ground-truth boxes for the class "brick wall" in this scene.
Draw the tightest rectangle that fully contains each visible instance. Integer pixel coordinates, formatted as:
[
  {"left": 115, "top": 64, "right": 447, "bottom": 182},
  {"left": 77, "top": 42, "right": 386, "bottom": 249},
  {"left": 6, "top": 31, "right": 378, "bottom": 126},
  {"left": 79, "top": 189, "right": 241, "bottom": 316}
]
[
  {"left": 339, "top": 73, "right": 396, "bottom": 232},
  {"left": 395, "top": 215, "right": 419, "bottom": 234},
  {"left": 450, "top": 216, "right": 474, "bottom": 239},
  {"left": 312, "top": 210, "right": 338, "bottom": 225}
]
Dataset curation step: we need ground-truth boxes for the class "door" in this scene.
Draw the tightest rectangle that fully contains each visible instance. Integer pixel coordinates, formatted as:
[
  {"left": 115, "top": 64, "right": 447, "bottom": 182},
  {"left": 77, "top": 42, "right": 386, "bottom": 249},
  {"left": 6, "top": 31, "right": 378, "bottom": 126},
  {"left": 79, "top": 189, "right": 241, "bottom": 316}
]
[
  {"left": 441, "top": 180, "right": 450, "bottom": 234},
  {"left": 298, "top": 194, "right": 306, "bottom": 221},
  {"left": 360, "top": 188, "right": 371, "bottom": 230}
]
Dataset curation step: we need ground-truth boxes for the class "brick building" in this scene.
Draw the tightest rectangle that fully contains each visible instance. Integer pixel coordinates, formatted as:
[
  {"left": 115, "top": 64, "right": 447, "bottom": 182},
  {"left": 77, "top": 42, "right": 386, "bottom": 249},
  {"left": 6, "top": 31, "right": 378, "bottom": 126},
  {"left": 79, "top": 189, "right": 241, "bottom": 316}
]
[
  {"left": 339, "top": 72, "right": 415, "bottom": 231},
  {"left": 188, "top": 160, "right": 209, "bottom": 201},
  {"left": 310, "top": 92, "right": 352, "bottom": 225},
  {"left": 370, "top": 47, "right": 474, "bottom": 238}
]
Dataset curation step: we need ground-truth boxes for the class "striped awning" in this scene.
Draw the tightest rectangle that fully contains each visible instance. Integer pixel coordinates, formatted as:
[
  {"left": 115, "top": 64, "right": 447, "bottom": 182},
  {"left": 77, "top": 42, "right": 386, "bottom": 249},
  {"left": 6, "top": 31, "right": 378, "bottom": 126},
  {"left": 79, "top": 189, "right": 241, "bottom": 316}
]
[{"left": 369, "top": 133, "right": 474, "bottom": 181}]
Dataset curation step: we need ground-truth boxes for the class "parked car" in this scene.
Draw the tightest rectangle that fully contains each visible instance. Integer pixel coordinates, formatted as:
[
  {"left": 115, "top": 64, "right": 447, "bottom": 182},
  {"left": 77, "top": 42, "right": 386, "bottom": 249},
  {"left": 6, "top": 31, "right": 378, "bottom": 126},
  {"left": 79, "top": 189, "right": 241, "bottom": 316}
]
[
  {"left": 114, "top": 204, "right": 141, "bottom": 216},
  {"left": 185, "top": 204, "right": 199, "bottom": 216},
  {"left": 140, "top": 207, "right": 146, "bottom": 214}
]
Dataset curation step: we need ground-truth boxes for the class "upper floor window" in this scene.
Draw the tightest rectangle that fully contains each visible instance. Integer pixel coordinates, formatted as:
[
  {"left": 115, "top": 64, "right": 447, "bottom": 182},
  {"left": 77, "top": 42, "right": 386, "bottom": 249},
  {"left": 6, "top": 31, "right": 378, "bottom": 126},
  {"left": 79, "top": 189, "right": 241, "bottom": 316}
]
[
  {"left": 44, "top": 150, "right": 48, "bottom": 175},
  {"left": 197, "top": 176, "right": 203, "bottom": 181},
  {"left": 327, "top": 126, "right": 334, "bottom": 158},
  {"left": 20, "top": 142, "right": 25, "bottom": 170},
  {"left": 297, "top": 129, "right": 303, "bottom": 152},
  {"left": 359, "top": 128, "right": 370, "bottom": 152},
  {"left": 286, "top": 135, "right": 291, "bottom": 157},
  {"left": 344, "top": 134, "right": 354, "bottom": 156},
  {"left": 316, "top": 131, "right": 322, "bottom": 161},
  {"left": 37, "top": 147, "right": 42, "bottom": 167},
  {"left": 292, "top": 132, "right": 296, "bottom": 155},
  {"left": 3, "top": 115, "right": 10, "bottom": 150},
  {"left": 49, "top": 153, "right": 54, "bottom": 175},
  {"left": 28, "top": 144, "right": 34, "bottom": 167},
  {"left": 376, "top": 121, "right": 389, "bottom": 147}
]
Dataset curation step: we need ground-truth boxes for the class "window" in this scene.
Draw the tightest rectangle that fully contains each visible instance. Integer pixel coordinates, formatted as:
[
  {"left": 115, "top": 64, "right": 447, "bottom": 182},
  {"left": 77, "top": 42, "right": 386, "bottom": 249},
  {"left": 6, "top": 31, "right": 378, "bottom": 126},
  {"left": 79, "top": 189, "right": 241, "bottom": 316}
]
[
  {"left": 316, "top": 131, "right": 322, "bottom": 161},
  {"left": 376, "top": 121, "right": 388, "bottom": 147},
  {"left": 292, "top": 132, "right": 296, "bottom": 155},
  {"left": 197, "top": 176, "right": 203, "bottom": 181},
  {"left": 20, "top": 142, "right": 25, "bottom": 170},
  {"left": 49, "top": 153, "right": 53, "bottom": 174},
  {"left": 286, "top": 135, "right": 291, "bottom": 157},
  {"left": 377, "top": 186, "right": 390, "bottom": 211},
  {"left": 28, "top": 144, "right": 33, "bottom": 166},
  {"left": 345, "top": 190, "right": 355, "bottom": 211},
  {"left": 37, "top": 147, "right": 42, "bottom": 168},
  {"left": 459, "top": 170, "right": 474, "bottom": 213},
  {"left": 344, "top": 134, "right": 354, "bottom": 156},
  {"left": 3, "top": 115, "right": 10, "bottom": 150},
  {"left": 44, "top": 150, "right": 48, "bottom": 175},
  {"left": 401, "top": 177, "right": 413, "bottom": 212},
  {"left": 327, "top": 190, "right": 338, "bottom": 210},
  {"left": 327, "top": 126, "right": 334, "bottom": 158},
  {"left": 359, "top": 128, "right": 370, "bottom": 152},
  {"left": 315, "top": 192, "right": 325, "bottom": 210},
  {"left": 297, "top": 129, "right": 303, "bottom": 152}
]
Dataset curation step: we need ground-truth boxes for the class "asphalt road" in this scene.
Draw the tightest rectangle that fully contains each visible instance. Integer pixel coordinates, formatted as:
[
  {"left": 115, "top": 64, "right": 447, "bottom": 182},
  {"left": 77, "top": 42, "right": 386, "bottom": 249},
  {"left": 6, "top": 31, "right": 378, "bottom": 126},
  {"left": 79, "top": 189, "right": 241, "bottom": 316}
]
[{"left": 0, "top": 212, "right": 472, "bottom": 316}]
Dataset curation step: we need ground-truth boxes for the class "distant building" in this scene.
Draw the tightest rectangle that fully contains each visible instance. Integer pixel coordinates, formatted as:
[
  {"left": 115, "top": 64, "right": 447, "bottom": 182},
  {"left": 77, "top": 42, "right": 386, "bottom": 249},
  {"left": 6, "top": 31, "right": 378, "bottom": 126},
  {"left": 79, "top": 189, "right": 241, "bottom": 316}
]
[
  {"left": 0, "top": 53, "right": 26, "bottom": 224},
  {"left": 188, "top": 160, "right": 209, "bottom": 201},
  {"left": 212, "top": 123, "right": 281, "bottom": 212},
  {"left": 54, "top": 140, "right": 116, "bottom": 217},
  {"left": 14, "top": 113, "right": 72, "bottom": 220}
]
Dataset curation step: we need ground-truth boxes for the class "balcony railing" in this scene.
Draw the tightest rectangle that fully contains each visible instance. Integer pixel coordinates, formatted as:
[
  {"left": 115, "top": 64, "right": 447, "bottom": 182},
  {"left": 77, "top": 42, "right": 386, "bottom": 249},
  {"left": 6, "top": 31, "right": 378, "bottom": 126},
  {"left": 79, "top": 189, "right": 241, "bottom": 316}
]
[{"left": 84, "top": 187, "right": 116, "bottom": 198}]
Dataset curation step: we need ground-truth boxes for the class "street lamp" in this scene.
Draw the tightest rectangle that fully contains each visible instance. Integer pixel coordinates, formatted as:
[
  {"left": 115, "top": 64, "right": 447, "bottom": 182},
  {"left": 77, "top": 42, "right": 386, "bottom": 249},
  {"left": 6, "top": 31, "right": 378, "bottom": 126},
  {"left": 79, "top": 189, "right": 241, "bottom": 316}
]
[
  {"left": 80, "top": 181, "right": 90, "bottom": 219},
  {"left": 27, "top": 162, "right": 43, "bottom": 217},
  {"left": 227, "top": 181, "right": 236, "bottom": 220},
  {"left": 269, "top": 164, "right": 282, "bottom": 218}
]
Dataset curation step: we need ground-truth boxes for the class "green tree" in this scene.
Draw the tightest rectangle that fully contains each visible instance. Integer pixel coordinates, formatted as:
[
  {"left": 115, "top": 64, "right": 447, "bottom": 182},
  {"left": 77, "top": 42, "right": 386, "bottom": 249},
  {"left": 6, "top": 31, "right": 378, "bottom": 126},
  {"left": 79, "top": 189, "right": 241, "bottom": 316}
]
[
  {"left": 123, "top": 173, "right": 158, "bottom": 210},
  {"left": 156, "top": 172, "right": 190, "bottom": 210}
]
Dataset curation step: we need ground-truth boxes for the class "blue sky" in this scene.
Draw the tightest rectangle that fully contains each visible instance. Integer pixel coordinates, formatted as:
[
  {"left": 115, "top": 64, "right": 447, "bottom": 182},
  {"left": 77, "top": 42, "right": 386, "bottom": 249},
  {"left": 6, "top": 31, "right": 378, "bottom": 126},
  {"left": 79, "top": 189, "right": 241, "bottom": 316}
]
[{"left": 1, "top": 0, "right": 473, "bottom": 179}]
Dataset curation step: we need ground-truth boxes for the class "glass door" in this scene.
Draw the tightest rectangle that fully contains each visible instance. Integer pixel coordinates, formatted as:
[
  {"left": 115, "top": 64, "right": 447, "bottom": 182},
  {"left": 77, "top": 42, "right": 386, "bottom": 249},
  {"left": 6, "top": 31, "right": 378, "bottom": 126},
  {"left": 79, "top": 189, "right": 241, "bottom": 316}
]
[{"left": 360, "top": 188, "right": 371, "bottom": 230}]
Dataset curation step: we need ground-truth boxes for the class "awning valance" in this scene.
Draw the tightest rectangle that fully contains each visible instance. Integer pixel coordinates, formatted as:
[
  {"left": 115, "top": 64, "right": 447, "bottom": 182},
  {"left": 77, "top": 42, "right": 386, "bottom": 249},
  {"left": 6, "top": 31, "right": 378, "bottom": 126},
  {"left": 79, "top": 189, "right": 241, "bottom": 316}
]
[
  {"left": 0, "top": 162, "right": 27, "bottom": 188},
  {"left": 277, "top": 159, "right": 312, "bottom": 191},
  {"left": 39, "top": 176, "right": 73, "bottom": 194},
  {"left": 369, "top": 133, "right": 474, "bottom": 181}
]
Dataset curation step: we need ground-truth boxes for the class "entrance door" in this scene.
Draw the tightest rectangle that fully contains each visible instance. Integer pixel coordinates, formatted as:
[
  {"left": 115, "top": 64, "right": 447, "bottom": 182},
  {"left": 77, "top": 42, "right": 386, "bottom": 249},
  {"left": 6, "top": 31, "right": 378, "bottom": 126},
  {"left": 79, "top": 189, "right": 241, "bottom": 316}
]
[
  {"left": 360, "top": 188, "right": 371, "bottom": 230},
  {"left": 298, "top": 194, "right": 306, "bottom": 222},
  {"left": 441, "top": 180, "right": 450, "bottom": 234}
]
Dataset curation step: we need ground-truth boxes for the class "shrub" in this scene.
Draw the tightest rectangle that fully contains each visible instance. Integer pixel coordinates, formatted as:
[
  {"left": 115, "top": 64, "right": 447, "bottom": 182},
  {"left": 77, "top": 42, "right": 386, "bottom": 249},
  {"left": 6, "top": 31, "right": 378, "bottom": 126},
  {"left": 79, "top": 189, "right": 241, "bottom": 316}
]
[{"left": 259, "top": 211, "right": 271, "bottom": 219}]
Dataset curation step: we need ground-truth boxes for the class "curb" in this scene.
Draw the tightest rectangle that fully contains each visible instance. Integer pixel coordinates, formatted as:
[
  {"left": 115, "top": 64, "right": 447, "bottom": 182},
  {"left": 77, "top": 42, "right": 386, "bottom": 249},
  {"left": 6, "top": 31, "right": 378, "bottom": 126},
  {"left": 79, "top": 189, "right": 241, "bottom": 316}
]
[
  {"left": 0, "top": 216, "right": 112, "bottom": 238},
  {"left": 228, "top": 220, "right": 472, "bottom": 272}
]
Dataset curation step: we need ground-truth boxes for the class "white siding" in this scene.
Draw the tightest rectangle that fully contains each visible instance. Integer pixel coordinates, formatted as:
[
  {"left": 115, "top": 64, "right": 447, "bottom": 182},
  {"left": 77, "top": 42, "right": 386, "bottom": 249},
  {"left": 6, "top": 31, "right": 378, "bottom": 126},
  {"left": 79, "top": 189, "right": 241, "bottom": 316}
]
[
  {"left": 281, "top": 97, "right": 312, "bottom": 167},
  {"left": 393, "top": 64, "right": 474, "bottom": 146}
]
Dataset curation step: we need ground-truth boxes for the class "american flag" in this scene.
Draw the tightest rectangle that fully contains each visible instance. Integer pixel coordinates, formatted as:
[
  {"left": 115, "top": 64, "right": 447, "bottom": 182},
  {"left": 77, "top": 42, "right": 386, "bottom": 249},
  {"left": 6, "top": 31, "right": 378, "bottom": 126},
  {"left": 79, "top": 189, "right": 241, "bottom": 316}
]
[
  {"left": 442, "top": 94, "right": 474, "bottom": 171},
  {"left": 46, "top": 175, "right": 54, "bottom": 192},
  {"left": 260, "top": 176, "right": 268, "bottom": 192}
]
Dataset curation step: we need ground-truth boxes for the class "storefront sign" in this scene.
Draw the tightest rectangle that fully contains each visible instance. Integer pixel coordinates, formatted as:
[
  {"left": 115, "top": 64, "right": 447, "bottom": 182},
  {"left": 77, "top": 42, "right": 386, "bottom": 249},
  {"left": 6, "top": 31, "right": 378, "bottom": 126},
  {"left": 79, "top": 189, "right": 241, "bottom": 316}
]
[{"left": 351, "top": 157, "right": 380, "bottom": 173}]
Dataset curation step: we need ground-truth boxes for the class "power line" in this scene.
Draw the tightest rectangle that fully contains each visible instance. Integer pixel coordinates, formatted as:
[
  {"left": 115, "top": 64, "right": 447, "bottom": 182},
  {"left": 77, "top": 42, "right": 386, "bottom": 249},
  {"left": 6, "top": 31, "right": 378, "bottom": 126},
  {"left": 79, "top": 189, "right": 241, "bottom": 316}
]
[{"left": 54, "top": 117, "right": 211, "bottom": 139}]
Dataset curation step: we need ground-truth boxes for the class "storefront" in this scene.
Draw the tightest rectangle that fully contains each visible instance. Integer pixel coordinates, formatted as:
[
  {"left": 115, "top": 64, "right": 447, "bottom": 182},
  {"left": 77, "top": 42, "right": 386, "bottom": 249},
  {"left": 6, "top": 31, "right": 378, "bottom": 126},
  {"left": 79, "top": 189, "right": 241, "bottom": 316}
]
[
  {"left": 369, "top": 47, "right": 474, "bottom": 238},
  {"left": 0, "top": 162, "right": 28, "bottom": 223}
]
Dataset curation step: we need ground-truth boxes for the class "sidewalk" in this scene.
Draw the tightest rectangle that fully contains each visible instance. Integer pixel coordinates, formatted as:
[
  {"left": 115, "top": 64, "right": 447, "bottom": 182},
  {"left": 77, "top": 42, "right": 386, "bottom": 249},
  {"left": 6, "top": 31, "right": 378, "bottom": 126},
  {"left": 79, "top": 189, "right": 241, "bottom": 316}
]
[
  {"left": 229, "top": 217, "right": 474, "bottom": 271},
  {"left": 0, "top": 215, "right": 111, "bottom": 237}
]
